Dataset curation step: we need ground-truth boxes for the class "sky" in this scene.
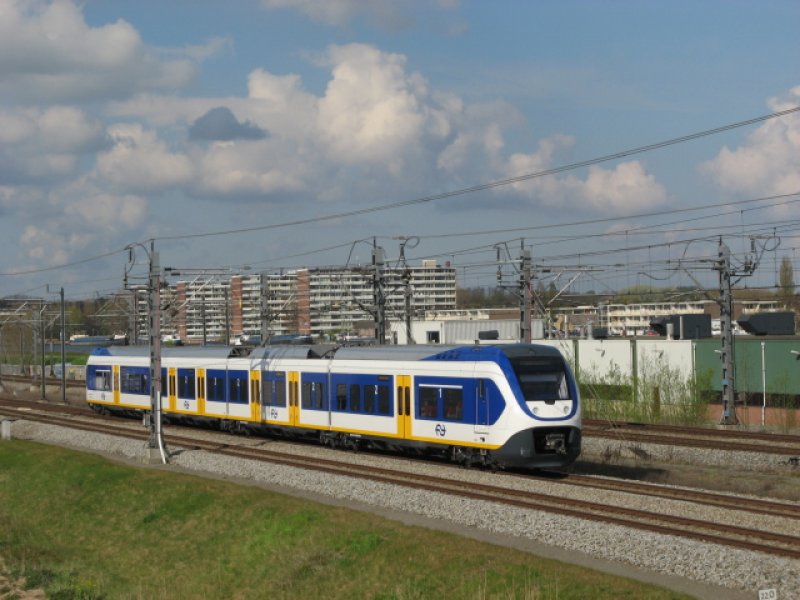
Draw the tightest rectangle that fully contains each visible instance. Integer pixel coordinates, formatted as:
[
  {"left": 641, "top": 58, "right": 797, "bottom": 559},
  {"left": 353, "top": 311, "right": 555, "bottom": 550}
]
[{"left": 1, "top": 0, "right": 799, "bottom": 302}]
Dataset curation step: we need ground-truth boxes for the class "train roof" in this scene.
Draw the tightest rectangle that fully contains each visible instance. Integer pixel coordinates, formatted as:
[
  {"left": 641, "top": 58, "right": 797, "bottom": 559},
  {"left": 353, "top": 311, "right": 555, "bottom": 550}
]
[
  {"left": 89, "top": 346, "right": 247, "bottom": 359},
  {"left": 89, "top": 343, "right": 565, "bottom": 363}
]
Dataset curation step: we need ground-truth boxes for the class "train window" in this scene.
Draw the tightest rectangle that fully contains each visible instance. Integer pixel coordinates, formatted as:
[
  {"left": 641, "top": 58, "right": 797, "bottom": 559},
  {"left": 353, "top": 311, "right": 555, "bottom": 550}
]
[
  {"left": 88, "top": 367, "right": 112, "bottom": 391},
  {"left": 262, "top": 380, "right": 273, "bottom": 405},
  {"left": 364, "top": 387, "right": 375, "bottom": 413},
  {"left": 274, "top": 381, "right": 286, "bottom": 407},
  {"left": 418, "top": 387, "right": 438, "bottom": 418},
  {"left": 161, "top": 368, "right": 167, "bottom": 397},
  {"left": 376, "top": 385, "right": 391, "bottom": 415},
  {"left": 208, "top": 375, "right": 225, "bottom": 402},
  {"left": 511, "top": 357, "right": 570, "bottom": 401},
  {"left": 336, "top": 384, "right": 347, "bottom": 411},
  {"left": 229, "top": 377, "right": 248, "bottom": 404},
  {"left": 178, "top": 369, "right": 195, "bottom": 399},
  {"left": 442, "top": 388, "right": 463, "bottom": 421},
  {"left": 120, "top": 367, "right": 149, "bottom": 395},
  {"left": 302, "top": 382, "right": 325, "bottom": 410},
  {"left": 349, "top": 384, "right": 360, "bottom": 412},
  {"left": 314, "top": 383, "right": 325, "bottom": 410}
]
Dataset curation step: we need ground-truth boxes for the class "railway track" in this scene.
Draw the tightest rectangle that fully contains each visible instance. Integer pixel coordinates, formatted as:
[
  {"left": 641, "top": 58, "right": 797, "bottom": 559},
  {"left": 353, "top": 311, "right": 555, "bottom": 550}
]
[
  {"left": 584, "top": 418, "right": 800, "bottom": 456},
  {"left": 1, "top": 374, "right": 85, "bottom": 388},
  {"left": 2, "top": 399, "right": 799, "bottom": 561}
]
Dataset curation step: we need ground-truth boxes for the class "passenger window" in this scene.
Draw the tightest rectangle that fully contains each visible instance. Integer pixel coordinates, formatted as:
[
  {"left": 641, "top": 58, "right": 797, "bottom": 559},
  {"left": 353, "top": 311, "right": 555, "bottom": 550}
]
[
  {"left": 336, "top": 384, "right": 347, "bottom": 411},
  {"left": 443, "top": 388, "right": 463, "bottom": 420},
  {"left": 364, "top": 386, "right": 375, "bottom": 413},
  {"left": 418, "top": 387, "right": 438, "bottom": 418},
  {"left": 314, "top": 383, "right": 325, "bottom": 410},
  {"left": 263, "top": 380, "right": 273, "bottom": 405},
  {"left": 350, "top": 384, "right": 361, "bottom": 412},
  {"left": 274, "top": 381, "right": 286, "bottom": 407},
  {"left": 377, "top": 385, "right": 390, "bottom": 415},
  {"left": 178, "top": 371, "right": 195, "bottom": 399},
  {"left": 301, "top": 382, "right": 312, "bottom": 408}
]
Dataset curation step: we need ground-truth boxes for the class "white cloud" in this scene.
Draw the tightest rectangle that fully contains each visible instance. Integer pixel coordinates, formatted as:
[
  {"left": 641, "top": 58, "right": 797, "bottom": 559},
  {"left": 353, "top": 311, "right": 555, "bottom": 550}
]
[
  {"left": 701, "top": 87, "right": 800, "bottom": 196},
  {"left": 9, "top": 180, "right": 146, "bottom": 267},
  {"left": 0, "top": 106, "right": 106, "bottom": 182},
  {"left": 317, "top": 43, "right": 451, "bottom": 175},
  {"left": 505, "top": 138, "right": 667, "bottom": 213},
  {"left": 95, "top": 124, "right": 194, "bottom": 193},
  {"left": 0, "top": 0, "right": 203, "bottom": 103}
]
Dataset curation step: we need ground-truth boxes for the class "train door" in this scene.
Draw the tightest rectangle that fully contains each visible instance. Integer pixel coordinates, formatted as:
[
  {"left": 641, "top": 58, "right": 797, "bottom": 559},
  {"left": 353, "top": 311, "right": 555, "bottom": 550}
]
[
  {"left": 197, "top": 369, "right": 206, "bottom": 416},
  {"left": 112, "top": 365, "right": 120, "bottom": 405},
  {"left": 474, "top": 378, "right": 489, "bottom": 435},
  {"left": 250, "top": 370, "right": 261, "bottom": 423},
  {"left": 396, "top": 375, "right": 412, "bottom": 439},
  {"left": 168, "top": 368, "right": 177, "bottom": 412},
  {"left": 288, "top": 371, "right": 300, "bottom": 427}
]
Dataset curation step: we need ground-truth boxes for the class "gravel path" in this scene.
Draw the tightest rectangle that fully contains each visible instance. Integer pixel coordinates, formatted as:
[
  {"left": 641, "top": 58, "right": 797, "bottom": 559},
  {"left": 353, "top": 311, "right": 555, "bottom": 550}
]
[{"left": 5, "top": 418, "right": 797, "bottom": 600}]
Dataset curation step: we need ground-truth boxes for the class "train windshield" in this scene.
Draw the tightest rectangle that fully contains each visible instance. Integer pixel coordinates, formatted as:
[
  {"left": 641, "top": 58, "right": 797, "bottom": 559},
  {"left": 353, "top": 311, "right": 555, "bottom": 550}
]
[{"left": 509, "top": 356, "right": 570, "bottom": 402}]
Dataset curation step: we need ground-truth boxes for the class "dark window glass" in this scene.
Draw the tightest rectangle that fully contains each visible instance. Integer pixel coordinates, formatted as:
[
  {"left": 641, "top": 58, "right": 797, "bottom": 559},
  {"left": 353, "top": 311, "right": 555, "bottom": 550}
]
[
  {"left": 301, "top": 382, "right": 312, "bottom": 408},
  {"left": 120, "top": 367, "right": 148, "bottom": 395},
  {"left": 315, "top": 383, "right": 325, "bottom": 409},
  {"left": 443, "top": 388, "right": 463, "bottom": 420},
  {"left": 510, "top": 357, "right": 571, "bottom": 401},
  {"left": 161, "top": 368, "right": 167, "bottom": 396},
  {"left": 178, "top": 370, "right": 195, "bottom": 399},
  {"left": 349, "top": 384, "right": 360, "bottom": 412},
  {"left": 209, "top": 376, "right": 224, "bottom": 402},
  {"left": 274, "top": 381, "right": 286, "bottom": 407},
  {"left": 377, "top": 385, "right": 390, "bottom": 415},
  {"left": 263, "top": 379, "right": 273, "bottom": 405},
  {"left": 419, "top": 387, "right": 438, "bottom": 418},
  {"left": 364, "top": 386, "right": 375, "bottom": 413},
  {"left": 336, "top": 384, "right": 347, "bottom": 411}
]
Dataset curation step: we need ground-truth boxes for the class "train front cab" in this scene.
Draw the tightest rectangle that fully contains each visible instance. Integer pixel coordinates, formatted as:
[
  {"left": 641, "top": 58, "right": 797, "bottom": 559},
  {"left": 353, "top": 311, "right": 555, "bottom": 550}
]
[{"left": 495, "top": 344, "right": 581, "bottom": 469}]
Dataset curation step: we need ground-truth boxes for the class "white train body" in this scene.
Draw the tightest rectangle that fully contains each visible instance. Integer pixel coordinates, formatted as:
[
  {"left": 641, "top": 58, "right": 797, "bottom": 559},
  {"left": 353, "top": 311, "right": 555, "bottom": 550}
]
[{"left": 86, "top": 343, "right": 581, "bottom": 469}]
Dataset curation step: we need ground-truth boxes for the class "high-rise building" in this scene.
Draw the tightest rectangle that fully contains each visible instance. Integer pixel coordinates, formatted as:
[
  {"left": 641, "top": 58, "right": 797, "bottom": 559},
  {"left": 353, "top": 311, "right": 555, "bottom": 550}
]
[{"left": 133, "top": 260, "right": 457, "bottom": 344}]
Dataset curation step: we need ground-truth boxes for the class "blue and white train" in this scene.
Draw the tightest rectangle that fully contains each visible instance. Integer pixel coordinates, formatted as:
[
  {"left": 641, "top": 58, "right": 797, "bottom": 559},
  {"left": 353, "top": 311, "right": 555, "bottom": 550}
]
[{"left": 86, "top": 343, "right": 581, "bottom": 469}]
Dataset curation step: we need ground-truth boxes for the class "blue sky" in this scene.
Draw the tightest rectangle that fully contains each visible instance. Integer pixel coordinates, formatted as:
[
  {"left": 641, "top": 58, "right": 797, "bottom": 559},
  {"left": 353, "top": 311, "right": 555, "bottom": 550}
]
[{"left": 1, "top": 0, "right": 799, "bottom": 300}]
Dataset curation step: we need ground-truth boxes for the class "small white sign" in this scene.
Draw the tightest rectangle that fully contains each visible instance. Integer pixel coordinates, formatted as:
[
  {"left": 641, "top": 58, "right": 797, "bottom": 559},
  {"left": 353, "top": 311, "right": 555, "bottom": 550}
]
[{"left": 758, "top": 589, "right": 777, "bottom": 600}]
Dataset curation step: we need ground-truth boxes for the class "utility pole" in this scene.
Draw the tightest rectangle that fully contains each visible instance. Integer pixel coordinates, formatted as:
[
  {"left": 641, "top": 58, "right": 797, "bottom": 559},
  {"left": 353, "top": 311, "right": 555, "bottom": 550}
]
[
  {"left": 396, "top": 236, "right": 419, "bottom": 345},
  {"left": 39, "top": 301, "right": 46, "bottom": 400},
  {"left": 520, "top": 246, "right": 532, "bottom": 343},
  {"left": 126, "top": 241, "right": 168, "bottom": 463},
  {"left": 59, "top": 287, "right": 65, "bottom": 403},
  {"left": 47, "top": 285, "right": 66, "bottom": 403},
  {"left": 148, "top": 241, "right": 167, "bottom": 461},
  {"left": 372, "top": 240, "right": 386, "bottom": 344},
  {"left": 715, "top": 240, "right": 737, "bottom": 425},
  {"left": 260, "top": 274, "right": 269, "bottom": 344}
]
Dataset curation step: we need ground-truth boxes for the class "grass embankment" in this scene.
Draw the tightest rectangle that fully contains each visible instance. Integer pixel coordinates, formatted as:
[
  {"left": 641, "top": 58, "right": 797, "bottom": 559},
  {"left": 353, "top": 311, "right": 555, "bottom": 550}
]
[{"left": 0, "top": 441, "right": 690, "bottom": 599}]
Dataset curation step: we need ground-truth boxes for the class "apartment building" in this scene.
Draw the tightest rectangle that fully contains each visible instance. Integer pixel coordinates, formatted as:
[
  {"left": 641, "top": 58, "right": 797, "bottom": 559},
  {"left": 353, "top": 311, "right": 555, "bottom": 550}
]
[{"left": 134, "top": 260, "right": 457, "bottom": 343}]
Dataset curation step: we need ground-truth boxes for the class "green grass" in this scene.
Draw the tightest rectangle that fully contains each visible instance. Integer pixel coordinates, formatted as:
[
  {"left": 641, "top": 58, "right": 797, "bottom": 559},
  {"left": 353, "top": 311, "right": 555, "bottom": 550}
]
[{"left": 0, "top": 441, "right": 692, "bottom": 600}]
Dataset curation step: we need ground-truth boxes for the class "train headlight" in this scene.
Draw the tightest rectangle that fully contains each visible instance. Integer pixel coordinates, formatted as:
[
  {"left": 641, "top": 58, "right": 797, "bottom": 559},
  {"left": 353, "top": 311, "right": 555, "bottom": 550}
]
[
  {"left": 532, "top": 406, "right": 539, "bottom": 415},
  {"left": 563, "top": 405, "right": 570, "bottom": 414}
]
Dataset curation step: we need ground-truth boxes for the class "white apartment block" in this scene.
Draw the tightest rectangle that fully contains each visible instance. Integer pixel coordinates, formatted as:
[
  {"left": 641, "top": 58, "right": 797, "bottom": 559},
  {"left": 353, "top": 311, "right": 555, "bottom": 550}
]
[{"left": 134, "top": 260, "right": 457, "bottom": 343}]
